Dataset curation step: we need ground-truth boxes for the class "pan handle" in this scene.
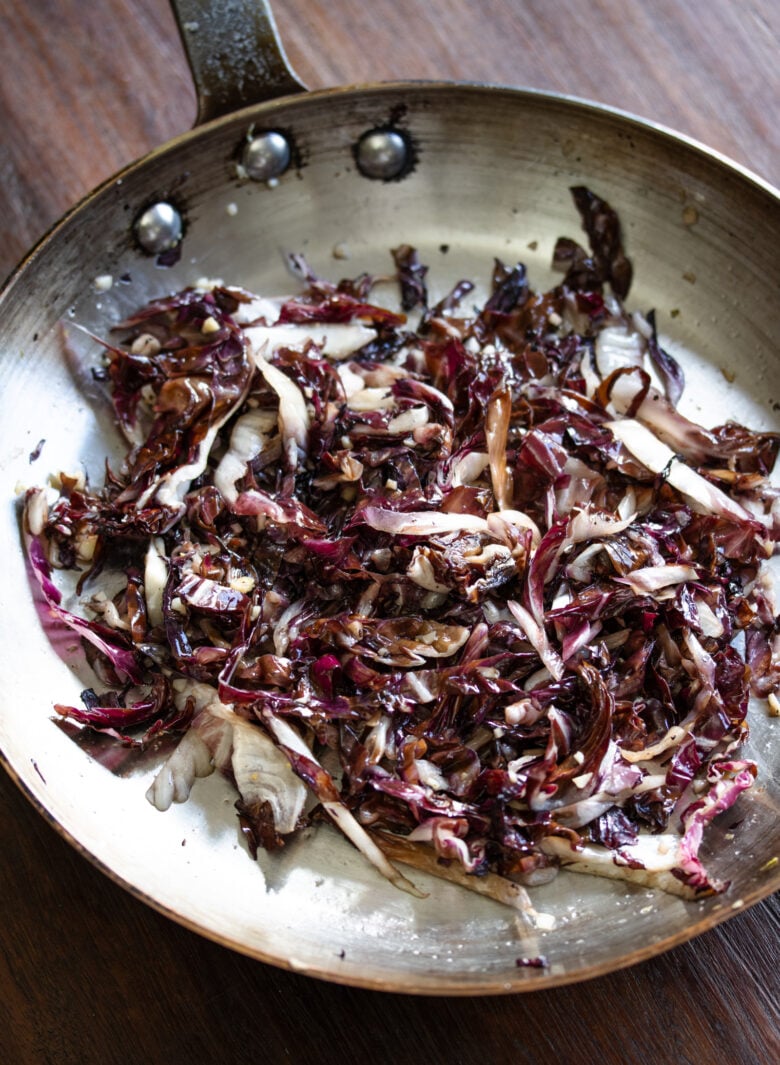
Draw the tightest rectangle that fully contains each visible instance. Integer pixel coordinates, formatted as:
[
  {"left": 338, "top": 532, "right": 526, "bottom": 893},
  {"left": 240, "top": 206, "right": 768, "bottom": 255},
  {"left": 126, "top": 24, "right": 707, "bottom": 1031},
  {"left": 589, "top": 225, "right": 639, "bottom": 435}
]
[{"left": 170, "top": 0, "right": 307, "bottom": 125}]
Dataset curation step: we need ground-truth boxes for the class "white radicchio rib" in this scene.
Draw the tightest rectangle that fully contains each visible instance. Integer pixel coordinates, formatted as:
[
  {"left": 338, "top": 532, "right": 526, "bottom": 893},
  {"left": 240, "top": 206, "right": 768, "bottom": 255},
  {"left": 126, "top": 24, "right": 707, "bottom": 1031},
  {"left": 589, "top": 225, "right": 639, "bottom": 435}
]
[
  {"left": 362, "top": 507, "right": 490, "bottom": 536},
  {"left": 250, "top": 346, "right": 310, "bottom": 468},
  {"left": 214, "top": 408, "right": 278, "bottom": 505},
  {"left": 606, "top": 418, "right": 753, "bottom": 523},
  {"left": 244, "top": 321, "right": 376, "bottom": 362}
]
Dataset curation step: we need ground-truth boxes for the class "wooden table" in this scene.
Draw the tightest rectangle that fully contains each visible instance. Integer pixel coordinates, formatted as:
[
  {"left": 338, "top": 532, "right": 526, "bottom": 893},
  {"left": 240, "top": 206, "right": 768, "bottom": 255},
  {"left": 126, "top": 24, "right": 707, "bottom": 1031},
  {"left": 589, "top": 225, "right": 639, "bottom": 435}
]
[{"left": 1, "top": 2, "right": 778, "bottom": 1062}]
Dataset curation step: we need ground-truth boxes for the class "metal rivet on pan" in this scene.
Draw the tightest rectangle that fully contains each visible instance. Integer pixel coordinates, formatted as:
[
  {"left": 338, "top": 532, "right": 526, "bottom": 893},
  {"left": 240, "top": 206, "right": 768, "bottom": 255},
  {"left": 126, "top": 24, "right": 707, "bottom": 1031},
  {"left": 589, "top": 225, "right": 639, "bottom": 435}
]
[
  {"left": 134, "top": 202, "right": 183, "bottom": 254},
  {"left": 241, "top": 131, "right": 291, "bottom": 182},
  {"left": 355, "top": 129, "right": 409, "bottom": 180}
]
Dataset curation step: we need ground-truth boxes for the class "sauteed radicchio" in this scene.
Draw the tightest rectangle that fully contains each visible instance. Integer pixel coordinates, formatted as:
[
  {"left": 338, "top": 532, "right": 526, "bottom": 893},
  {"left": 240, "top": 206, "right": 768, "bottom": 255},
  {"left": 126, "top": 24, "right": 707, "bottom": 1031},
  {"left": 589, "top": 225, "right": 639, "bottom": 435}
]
[{"left": 24, "top": 188, "right": 780, "bottom": 907}]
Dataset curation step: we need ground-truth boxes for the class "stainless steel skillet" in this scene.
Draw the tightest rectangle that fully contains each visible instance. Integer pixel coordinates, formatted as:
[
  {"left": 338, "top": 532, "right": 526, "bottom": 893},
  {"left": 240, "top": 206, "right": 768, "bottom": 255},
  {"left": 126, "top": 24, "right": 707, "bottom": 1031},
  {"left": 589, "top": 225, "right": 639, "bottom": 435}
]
[{"left": 0, "top": 0, "right": 778, "bottom": 994}]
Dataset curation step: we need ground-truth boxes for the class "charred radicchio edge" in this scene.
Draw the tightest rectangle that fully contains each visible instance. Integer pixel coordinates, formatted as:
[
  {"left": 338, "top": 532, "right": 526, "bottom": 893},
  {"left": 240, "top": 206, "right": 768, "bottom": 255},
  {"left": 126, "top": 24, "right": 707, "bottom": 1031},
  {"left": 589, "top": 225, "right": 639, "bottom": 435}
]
[{"left": 24, "top": 188, "right": 780, "bottom": 910}]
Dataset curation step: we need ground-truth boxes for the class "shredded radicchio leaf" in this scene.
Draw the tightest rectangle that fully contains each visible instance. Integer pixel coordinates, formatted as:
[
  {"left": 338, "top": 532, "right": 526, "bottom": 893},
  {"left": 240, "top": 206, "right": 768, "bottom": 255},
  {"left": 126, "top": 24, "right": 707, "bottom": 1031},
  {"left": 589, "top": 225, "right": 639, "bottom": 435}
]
[
  {"left": 392, "top": 243, "right": 428, "bottom": 311},
  {"left": 24, "top": 187, "right": 779, "bottom": 906},
  {"left": 569, "top": 185, "right": 633, "bottom": 299}
]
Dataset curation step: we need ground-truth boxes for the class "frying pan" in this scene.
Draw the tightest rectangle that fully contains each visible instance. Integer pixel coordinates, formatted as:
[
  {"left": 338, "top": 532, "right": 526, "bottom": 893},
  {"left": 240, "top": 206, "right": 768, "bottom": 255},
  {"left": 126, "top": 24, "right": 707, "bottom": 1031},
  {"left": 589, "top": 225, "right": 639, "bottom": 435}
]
[{"left": 0, "top": 0, "right": 778, "bottom": 993}]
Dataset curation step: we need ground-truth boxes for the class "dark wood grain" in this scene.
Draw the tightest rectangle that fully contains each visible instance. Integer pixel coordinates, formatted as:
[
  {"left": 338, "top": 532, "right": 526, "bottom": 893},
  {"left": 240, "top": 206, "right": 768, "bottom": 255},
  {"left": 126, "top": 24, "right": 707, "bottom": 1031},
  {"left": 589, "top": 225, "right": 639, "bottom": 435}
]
[{"left": 0, "top": 2, "right": 778, "bottom": 1063}]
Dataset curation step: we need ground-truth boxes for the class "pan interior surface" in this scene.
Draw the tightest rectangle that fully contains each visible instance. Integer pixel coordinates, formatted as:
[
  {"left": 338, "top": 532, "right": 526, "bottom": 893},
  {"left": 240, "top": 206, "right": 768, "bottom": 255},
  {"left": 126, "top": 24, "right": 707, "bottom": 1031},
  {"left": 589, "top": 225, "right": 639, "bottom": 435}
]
[{"left": 0, "top": 84, "right": 778, "bottom": 992}]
